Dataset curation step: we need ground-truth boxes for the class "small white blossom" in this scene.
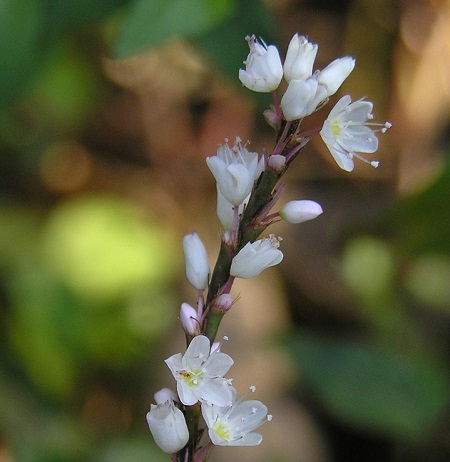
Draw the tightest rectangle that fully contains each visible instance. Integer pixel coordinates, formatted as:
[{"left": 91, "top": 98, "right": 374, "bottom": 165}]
[
  {"left": 230, "top": 235, "right": 283, "bottom": 279},
  {"left": 280, "top": 77, "right": 327, "bottom": 120},
  {"left": 280, "top": 35, "right": 355, "bottom": 121},
  {"left": 180, "top": 302, "right": 200, "bottom": 336},
  {"left": 183, "top": 232, "right": 210, "bottom": 291},
  {"left": 320, "top": 95, "right": 391, "bottom": 172},
  {"left": 202, "top": 386, "right": 271, "bottom": 446},
  {"left": 206, "top": 139, "right": 259, "bottom": 206},
  {"left": 279, "top": 200, "right": 323, "bottom": 223},
  {"left": 283, "top": 34, "right": 318, "bottom": 83},
  {"left": 317, "top": 57, "right": 356, "bottom": 96},
  {"left": 165, "top": 335, "right": 234, "bottom": 407},
  {"left": 146, "top": 399, "right": 189, "bottom": 453},
  {"left": 239, "top": 35, "right": 283, "bottom": 92}
]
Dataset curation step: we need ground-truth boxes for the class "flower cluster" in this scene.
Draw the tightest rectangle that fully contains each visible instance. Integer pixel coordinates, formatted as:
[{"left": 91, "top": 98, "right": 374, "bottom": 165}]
[
  {"left": 239, "top": 34, "right": 390, "bottom": 171},
  {"left": 147, "top": 335, "right": 271, "bottom": 455},
  {"left": 146, "top": 32, "right": 390, "bottom": 461}
]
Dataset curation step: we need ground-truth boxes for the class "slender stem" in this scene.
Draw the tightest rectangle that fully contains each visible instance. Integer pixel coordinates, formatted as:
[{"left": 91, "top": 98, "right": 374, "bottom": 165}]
[
  {"left": 197, "top": 291, "right": 204, "bottom": 319},
  {"left": 184, "top": 403, "right": 201, "bottom": 460}
]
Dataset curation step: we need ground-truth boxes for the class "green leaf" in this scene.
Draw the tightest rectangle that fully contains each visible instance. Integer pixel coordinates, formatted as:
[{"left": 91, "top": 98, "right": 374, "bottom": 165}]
[
  {"left": 114, "top": 0, "right": 236, "bottom": 58},
  {"left": 283, "top": 333, "right": 450, "bottom": 439},
  {"left": 43, "top": 0, "right": 132, "bottom": 42},
  {"left": 0, "top": 0, "right": 43, "bottom": 111},
  {"left": 384, "top": 160, "right": 450, "bottom": 256}
]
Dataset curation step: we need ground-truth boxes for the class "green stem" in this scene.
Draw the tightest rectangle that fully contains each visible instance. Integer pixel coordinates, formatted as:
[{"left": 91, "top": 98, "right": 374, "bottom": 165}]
[{"left": 183, "top": 403, "right": 201, "bottom": 461}]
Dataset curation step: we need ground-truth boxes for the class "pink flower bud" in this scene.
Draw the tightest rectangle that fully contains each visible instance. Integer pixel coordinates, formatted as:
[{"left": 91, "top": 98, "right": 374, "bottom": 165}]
[
  {"left": 214, "top": 294, "right": 233, "bottom": 312},
  {"left": 180, "top": 302, "right": 200, "bottom": 336}
]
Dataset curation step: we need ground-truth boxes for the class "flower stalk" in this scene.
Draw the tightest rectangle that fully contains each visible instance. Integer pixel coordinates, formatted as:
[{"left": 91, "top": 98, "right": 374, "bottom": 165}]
[{"left": 146, "top": 32, "right": 390, "bottom": 462}]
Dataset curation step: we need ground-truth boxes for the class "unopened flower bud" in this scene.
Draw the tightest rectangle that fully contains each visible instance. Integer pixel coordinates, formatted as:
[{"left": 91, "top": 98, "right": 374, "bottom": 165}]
[
  {"left": 180, "top": 302, "right": 200, "bottom": 336},
  {"left": 318, "top": 57, "right": 355, "bottom": 96},
  {"left": 268, "top": 154, "right": 286, "bottom": 172},
  {"left": 183, "top": 232, "right": 210, "bottom": 290},
  {"left": 283, "top": 34, "right": 318, "bottom": 83},
  {"left": 279, "top": 200, "right": 323, "bottom": 224},
  {"left": 146, "top": 400, "right": 189, "bottom": 453},
  {"left": 263, "top": 108, "right": 281, "bottom": 129},
  {"left": 214, "top": 294, "right": 233, "bottom": 312}
]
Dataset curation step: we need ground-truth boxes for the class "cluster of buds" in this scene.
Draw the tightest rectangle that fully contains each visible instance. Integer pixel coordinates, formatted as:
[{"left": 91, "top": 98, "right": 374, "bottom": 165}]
[{"left": 146, "top": 33, "right": 390, "bottom": 461}]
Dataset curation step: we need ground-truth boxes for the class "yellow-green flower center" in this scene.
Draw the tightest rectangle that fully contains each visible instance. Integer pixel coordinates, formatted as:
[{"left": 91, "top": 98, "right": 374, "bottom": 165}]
[
  {"left": 330, "top": 118, "right": 343, "bottom": 138},
  {"left": 179, "top": 368, "right": 203, "bottom": 387},
  {"left": 213, "top": 422, "right": 231, "bottom": 440}
]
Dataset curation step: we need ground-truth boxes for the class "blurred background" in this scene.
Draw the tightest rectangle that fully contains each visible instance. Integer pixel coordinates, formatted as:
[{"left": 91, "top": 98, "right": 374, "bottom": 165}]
[{"left": 0, "top": 0, "right": 449, "bottom": 461}]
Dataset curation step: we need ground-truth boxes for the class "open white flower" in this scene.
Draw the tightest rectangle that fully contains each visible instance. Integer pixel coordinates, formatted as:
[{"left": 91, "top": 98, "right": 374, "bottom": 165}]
[
  {"left": 230, "top": 235, "right": 283, "bottom": 279},
  {"left": 320, "top": 95, "right": 391, "bottom": 172},
  {"left": 165, "top": 335, "right": 234, "bottom": 407},
  {"left": 202, "top": 386, "right": 272, "bottom": 446},
  {"left": 239, "top": 35, "right": 283, "bottom": 92},
  {"left": 206, "top": 139, "right": 259, "bottom": 206},
  {"left": 146, "top": 399, "right": 189, "bottom": 454}
]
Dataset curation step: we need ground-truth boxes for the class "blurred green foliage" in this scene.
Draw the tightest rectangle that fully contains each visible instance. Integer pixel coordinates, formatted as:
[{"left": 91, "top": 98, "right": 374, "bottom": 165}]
[{"left": 282, "top": 160, "right": 450, "bottom": 449}]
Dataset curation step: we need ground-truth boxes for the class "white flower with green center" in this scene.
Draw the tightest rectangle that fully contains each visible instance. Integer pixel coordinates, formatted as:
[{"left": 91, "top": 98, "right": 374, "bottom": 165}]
[
  {"left": 320, "top": 95, "right": 391, "bottom": 172},
  {"left": 165, "top": 335, "right": 234, "bottom": 407},
  {"left": 202, "top": 386, "right": 272, "bottom": 446}
]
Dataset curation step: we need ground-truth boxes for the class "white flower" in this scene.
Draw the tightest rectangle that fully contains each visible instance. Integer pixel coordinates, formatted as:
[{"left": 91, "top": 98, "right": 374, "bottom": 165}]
[
  {"left": 146, "top": 399, "right": 189, "bottom": 454},
  {"left": 202, "top": 386, "right": 272, "bottom": 446},
  {"left": 279, "top": 200, "right": 323, "bottom": 223},
  {"left": 280, "top": 77, "right": 327, "bottom": 120},
  {"left": 280, "top": 34, "right": 355, "bottom": 121},
  {"left": 165, "top": 335, "right": 234, "bottom": 406},
  {"left": 206, "top": 139, "right": 259, "bottom": 206},
  {"left": 239, "top": 35, "right": 283, "bottom": 92},
  {"left": 317, "top": 57, "right": 355, "bottom": 96},
  {"left": 283, "top": 34, "right": 318, "bottom": 83},
  {"left": 230, "top": 235, "right": 283, "bottom": 279},
  {"left": 180, "top": 302, "right": 200, "bottom": 336},
  {"left": 183, "top": 232, "right": 210, "bottom": 291},
  {"left": 319, "top": 95, "right": 391, "bottom": 172}
]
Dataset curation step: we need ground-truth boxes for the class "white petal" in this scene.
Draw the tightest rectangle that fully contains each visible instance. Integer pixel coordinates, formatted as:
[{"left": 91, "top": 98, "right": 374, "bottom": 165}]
[
  {"left": 205, "top": 352, "right": 234, "bottom": 376},
  {"left": 199, "top": 378, "right": 233, "bottom": 406},
  {"left": 229, "top": 432, "right": 263, "bottom": 446},
  {"left": 183, "top": 335, "right": 210, "bottom": 368}
]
